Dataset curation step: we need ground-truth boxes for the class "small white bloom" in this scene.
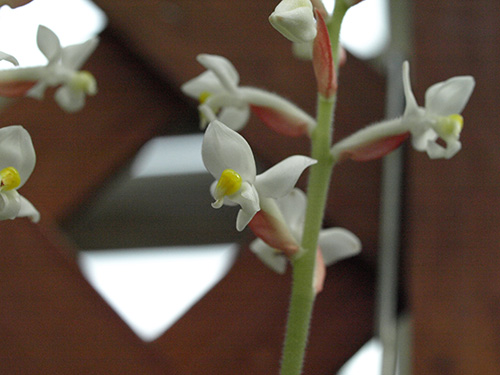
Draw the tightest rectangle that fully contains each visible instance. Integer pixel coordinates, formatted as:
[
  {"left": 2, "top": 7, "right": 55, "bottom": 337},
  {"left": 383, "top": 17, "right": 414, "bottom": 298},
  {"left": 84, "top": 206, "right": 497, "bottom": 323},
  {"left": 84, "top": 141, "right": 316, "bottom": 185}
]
[
  {"left": 250, "top": 188, "right": 361, "bottom": 274},
  {"left": 0, "top": 126, "right": 39, "bottom": 222},
  {"left": 330, "top": 61, "right": 475, "bottom": 161},
  {"left": 402, "top": 61, "right": 475, "bottom": 159},
  {"left": 182, "top": 54, "right": 315, "bottom": 135},
  {"left": 0, "top": 26, "right": 98, "bottom": 112},
  {"left": 202, "top": 121, "right": 316, "bottom": 231},
  {"left": 28, "top": 25, "right": 99, "bottom": 112},
  {"left": 269, "top": 0, "right": 317, "bottom": 43}
]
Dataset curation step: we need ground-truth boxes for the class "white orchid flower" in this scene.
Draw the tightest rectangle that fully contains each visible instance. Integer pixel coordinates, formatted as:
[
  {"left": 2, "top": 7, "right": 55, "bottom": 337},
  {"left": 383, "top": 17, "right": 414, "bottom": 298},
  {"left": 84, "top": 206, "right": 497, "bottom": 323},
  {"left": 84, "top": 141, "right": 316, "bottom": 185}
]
[
  {"left": 202, "top": 120, "right": 316, "bottom": 231},
  {"left": 182, "top": 54, "right": 316, "bottom": 136},
  {"left": 330, "top": 61, "right": 475, "bottom": 161},
  {"left": 250, "top": 188, "right": 361, "bottom": 292},
  {"left": 402, "top": 61, "right": 475, "bottom": 159},
  {"left": 269, "top": 0, "right": 317, "bottom": 43},
  {"left": 0, "top": 126, "right": 39, "bottom": 222},
  {"left": 0, "top": 25, "right": 98, "bottom": 112}
]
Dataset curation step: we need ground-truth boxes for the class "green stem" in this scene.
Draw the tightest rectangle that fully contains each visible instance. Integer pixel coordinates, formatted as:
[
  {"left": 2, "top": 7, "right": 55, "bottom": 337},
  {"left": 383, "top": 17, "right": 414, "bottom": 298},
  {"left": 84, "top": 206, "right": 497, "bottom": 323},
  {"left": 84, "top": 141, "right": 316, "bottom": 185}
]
[
  {"left": 280, "top": 95, "right": 336, "bottom": 375},
  {"left": 328, "top": 0, "right": 349, "bottom": 68}
]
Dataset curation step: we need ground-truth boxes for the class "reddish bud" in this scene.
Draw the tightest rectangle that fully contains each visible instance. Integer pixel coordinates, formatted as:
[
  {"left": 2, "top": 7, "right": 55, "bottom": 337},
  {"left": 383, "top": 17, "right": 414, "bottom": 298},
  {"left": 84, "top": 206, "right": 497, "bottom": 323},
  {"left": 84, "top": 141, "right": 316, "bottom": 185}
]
[
  {"left": 339, "top": 132, "right": 410, "bottom": 162},
  {"left": 312, "top": 9, "right": 337, "bottom": 98}
]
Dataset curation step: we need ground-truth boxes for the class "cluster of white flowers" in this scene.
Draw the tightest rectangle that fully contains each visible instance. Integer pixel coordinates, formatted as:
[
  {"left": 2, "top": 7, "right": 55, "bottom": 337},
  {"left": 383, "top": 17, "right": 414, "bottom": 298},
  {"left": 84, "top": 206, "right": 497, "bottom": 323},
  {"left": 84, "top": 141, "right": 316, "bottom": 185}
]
[
  {"left": 0, "top": 0, "right": 98, "bottom": 222},
  {"left": 182, "top": 0, "right": 475, "bottom": 293}
]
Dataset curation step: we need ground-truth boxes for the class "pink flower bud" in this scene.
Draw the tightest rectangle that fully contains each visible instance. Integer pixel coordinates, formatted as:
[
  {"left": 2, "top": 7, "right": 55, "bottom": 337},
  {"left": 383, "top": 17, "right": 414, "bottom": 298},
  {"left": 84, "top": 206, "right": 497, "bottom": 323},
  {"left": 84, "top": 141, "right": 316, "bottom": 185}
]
[
  {"left": 337, "top": 132, "right": 410, "bottom": 162},
  {"left": 312, "top": 9, "right": 337, "bottom": 98}
]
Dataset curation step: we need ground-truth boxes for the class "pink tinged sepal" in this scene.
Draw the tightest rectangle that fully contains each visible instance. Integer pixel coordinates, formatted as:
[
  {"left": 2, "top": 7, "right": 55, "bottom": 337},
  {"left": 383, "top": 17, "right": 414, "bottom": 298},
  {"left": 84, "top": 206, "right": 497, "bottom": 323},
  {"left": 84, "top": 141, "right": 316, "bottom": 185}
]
[
  {"left": 338, "top": 132, "right": 410, "bottom": 162},
  {"left": 249, "top": 104, "right": 310, "bottom": 137},
  {"left": 0, "top": 81, "right": 37, "bottom": 97},
  {"left": 312, "top": 9, "right": 337, "bottom": 98},
  {"left": 313, "top": 249, "right": 327, "bottom": 294},
  {"left": 248, "top": 207, "right": 300, "bottom": 258}
]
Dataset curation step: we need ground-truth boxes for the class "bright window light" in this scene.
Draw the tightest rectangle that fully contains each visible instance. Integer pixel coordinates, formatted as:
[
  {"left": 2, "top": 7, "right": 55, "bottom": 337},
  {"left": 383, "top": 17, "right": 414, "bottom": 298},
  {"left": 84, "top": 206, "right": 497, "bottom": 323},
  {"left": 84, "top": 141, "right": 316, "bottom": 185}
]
[
  {"left": 79, "top": 244, "right": 238, "bottom": 341},
  {"left": 337, "top": 338, "right": 383, "bottom": 375},
  {"left": 130, "top": 134, "right": 206, "bottom": 178},
  {"left": 0, "top": 0, "right": 106, "bottom": 66},
  {"left": 323, "top": 0, "right": 389, "bottom": 59}
]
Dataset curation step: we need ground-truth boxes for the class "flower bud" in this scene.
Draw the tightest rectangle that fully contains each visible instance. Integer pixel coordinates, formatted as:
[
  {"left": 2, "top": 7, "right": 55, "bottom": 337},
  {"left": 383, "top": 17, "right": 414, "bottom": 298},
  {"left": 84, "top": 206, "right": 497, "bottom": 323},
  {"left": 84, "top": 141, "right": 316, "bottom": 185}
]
[{"left": 269, "top": 0, "right": 317, "bottom": 43}]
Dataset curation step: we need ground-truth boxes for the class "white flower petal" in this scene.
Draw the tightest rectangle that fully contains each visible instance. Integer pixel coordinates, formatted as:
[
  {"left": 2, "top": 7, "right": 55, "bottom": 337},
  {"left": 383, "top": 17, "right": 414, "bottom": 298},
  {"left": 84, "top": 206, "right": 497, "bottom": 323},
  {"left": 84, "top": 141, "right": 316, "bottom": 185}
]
[
  {"left": 54, "top": 85, "right": 86, "bottom": 113},
  {"left": 61, "top": 37, "right": 99, "bottom": 70},
  {"left": 275, "top": 188, "right": 307, "bottom": 236},
  {"left": 197, "top": 54, "right": 240, "bottom": 92},
  {"left": 249, "top": 238, "right": 288, "bottom": 274},
  {"left": 411, "top": 127, "right": 438, "bottom": 152},
  {"left": 0, "top": 126, "right": 36, "bottom": 187},
  {"left": 426, "top": 139, "right": 461, "bottom": 159},
  {"left": 255, "top": 155, "right": 316, "bottom": 199},
  {"left": 18, "top": 195, "right": 40, "bottom": 222},
  {"left": 202, "top": 121, "right": 256, "bottom": 182},
  {"left": 425, "top": 76, "right": 475, "bottom": 116},
  {"left": 231, "top": 182, "right": 260, "bottom": 219},
  {"left": 236, "top": 207, "right": 258, "bottom": 231},
  {"left": 0, "top": 190, "right": 21, "bottom": 220},
  {"left": 318, "top": 227, "right": 361, "bottom": 266},
  {"left": 37, "top": 25, "right": 62, "bottom": 64},
  {"left": 0, "top": 51, "right": 19, "bottom": 66},
  {"left": 181, "top": 71, "right": 225, "bottom": 99},
  {"left": 402, "top": 61, "right": 420, "bottom": 118},
  {"left": 218, "top": 106, "right": 251, "bottom": 131}
]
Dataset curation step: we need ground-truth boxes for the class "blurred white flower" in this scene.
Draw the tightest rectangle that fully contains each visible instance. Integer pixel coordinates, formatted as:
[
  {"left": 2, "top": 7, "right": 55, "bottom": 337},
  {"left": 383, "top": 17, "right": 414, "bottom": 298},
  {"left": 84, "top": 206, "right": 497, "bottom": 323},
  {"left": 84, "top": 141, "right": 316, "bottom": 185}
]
[
  {"left": 0, "top": 126, "right": 39, "bottom": 222},
  {"left": 0, "top": 25, "right": 98, "bottom": 112},
  {"left": 182, "top": 54, "right": 315, "bottom": 136},
  {"left": 330, "top": 61, "right": 475, "bottom": 161}
]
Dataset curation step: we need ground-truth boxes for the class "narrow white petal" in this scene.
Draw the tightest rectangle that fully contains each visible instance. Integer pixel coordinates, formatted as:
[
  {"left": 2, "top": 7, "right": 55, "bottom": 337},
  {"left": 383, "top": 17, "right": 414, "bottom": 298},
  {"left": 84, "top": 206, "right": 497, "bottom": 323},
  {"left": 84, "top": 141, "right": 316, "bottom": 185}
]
[
  {"left": 318, "top": 227, "right": 361, "bottom": 266},
  {"left": 254, "top": 155, "right": 316, "bottom": 199},
  {"left": 37, "top": 25, "right": 62, "bottom": 64},
  {"left": 0, "top": 190, "right": 21, "bottom": 220},
  {"left": 402, "top": 61, "right": 420, "bottom": 118},
  {"left": 0, "top": 51, "right": 19, "bottom": 66},
  {"left": 0, "top": 126, "right": 36, "bottom": 187},
  {"left": 196, "top": 54, "right": 240, "bottom": 92},
  {"left": 236, "top": 208, "right": 257, "bottom": 231},
  {"left": 18, "top": 195, "right": 40, "bottom": 222},
  {"left": 425, "top": 76, "right": 475, "bottom": 116},
  {"left": 249, "top": 238, "right": 288, "bottom": 274},
  {"left": 202, "top": 121, "right": 256, "bottom": 182},
  {"left": 426, "top": 139, "right": 461, "bottom": 159}
]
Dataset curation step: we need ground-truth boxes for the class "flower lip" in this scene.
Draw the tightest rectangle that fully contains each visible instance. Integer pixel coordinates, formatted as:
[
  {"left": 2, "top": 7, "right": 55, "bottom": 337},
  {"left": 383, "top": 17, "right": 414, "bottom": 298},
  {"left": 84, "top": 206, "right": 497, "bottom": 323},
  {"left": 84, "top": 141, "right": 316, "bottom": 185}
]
[{"left": 0, "top": 166, "right": 21, "bottom": 191}]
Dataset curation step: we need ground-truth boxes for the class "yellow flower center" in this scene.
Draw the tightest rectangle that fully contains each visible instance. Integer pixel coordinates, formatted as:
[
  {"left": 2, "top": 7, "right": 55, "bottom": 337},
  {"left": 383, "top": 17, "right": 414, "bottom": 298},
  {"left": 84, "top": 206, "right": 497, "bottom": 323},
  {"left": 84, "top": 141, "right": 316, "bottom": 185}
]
[
  {"left": 215, "top": 169, "right": 242, "bottom": 199},
  {"left": 212, "top": 169, "right": 242, "bottom": 209},
  {"left": 436, "top": 114, "right": 464, "bottom": 138},
  {"left": 0, "top": 166, "right": 21, "bottom": 191},
  {"left": 70, "top": 70, "right": 97, "bottom": 95},
  {"left": 199, "top": 91, "right": 212, "bottom": 104}
]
